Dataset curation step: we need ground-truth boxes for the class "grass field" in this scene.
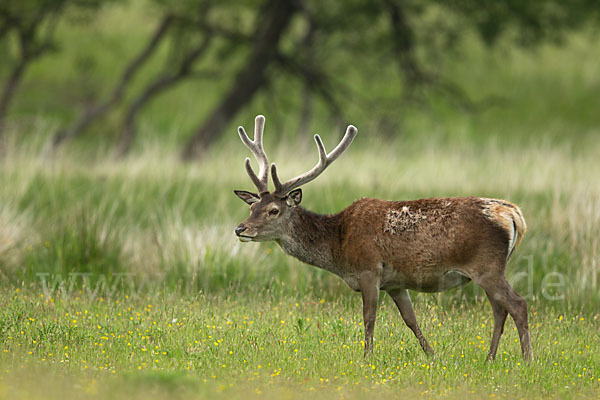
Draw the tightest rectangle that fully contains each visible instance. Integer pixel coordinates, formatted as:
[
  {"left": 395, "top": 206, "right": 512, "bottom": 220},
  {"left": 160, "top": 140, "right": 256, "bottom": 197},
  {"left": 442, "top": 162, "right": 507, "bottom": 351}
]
[
  {"left": 1, "top": 138, "right": 599, "bottom": 398},
  {"left": 0, "top": 287, "right": 598, "bottom": 399},
  {"left": 2, "top": 2, "right": 600, "bottom": 397}
]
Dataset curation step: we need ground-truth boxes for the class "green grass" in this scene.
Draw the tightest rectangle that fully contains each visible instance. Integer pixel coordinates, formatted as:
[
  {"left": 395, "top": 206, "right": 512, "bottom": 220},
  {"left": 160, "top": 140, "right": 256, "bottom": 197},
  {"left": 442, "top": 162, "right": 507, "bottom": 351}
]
[
  {"left": 0, "top": 138, "right": 599, "bottom": 398},
  {"left": 1, "top": 138, "right": 599, "bottom": 302},
  {"left": 2, "top": 2, "right": 600, "bottom": 398},
  {"left": 1, "top": 288, "right": 599, "bottom": 399}
]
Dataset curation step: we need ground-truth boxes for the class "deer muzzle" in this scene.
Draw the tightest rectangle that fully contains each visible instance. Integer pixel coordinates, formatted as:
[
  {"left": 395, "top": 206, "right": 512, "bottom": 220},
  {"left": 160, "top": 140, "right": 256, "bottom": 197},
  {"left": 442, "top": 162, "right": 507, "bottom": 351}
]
[{"left": 234, "top": 224, "right": 255, "bottom": 242}]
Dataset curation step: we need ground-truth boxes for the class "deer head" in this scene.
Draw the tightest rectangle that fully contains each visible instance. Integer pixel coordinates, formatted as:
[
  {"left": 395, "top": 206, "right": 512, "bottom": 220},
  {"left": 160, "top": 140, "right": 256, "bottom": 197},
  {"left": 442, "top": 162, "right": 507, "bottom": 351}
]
[{"left": 234, "top": 115, "right": 357, "bottom": 242}]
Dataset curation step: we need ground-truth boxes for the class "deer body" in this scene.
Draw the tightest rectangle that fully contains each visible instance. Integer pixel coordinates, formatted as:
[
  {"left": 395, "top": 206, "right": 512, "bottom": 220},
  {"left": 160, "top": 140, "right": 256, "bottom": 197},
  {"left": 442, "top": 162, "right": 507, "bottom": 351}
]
[
  {"left": 234, "top": 115, "right": 531, "bottom": 361},
  {"left": 276, "top": 197, "right": 521, "bottom": 292}
]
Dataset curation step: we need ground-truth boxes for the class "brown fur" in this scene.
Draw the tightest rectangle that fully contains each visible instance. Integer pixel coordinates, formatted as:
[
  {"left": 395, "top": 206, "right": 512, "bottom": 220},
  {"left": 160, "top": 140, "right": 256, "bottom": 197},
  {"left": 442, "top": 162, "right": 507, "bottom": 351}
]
[{"left": 235, "top": 194, "right": 531, "bottom": 360}]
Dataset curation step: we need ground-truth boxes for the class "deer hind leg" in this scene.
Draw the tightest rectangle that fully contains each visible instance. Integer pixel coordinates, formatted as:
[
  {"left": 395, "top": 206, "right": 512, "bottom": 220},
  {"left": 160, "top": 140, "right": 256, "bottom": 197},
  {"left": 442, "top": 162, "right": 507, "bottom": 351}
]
[
  {"left": 358, "top": 272, "right": 380, "bottom": 357},
  {"left": 387, "top": 288, "right": 434, "bottom": 356},
  {"left": 484, "top": 290, "right": 508, "bottom": 361},
  {"left": 477, "top": 275, "right": 532, "bottom": 361}
]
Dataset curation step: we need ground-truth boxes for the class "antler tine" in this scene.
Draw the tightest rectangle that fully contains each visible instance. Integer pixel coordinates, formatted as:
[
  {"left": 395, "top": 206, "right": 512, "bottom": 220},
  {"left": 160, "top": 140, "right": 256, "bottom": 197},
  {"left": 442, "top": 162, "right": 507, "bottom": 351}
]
[
  {"left": 238, "top": 115, "right": 269, "bottom": 193},
  {"left": 272, "top": 125, "right": 358, "bottom": 196}
]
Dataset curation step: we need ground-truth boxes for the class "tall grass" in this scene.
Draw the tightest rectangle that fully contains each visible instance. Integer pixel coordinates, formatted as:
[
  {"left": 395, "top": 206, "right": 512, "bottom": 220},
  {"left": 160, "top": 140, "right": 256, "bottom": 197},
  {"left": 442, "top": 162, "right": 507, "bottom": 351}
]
[{"left": 1, "top": 135, "right": 598, "bottom": 307}]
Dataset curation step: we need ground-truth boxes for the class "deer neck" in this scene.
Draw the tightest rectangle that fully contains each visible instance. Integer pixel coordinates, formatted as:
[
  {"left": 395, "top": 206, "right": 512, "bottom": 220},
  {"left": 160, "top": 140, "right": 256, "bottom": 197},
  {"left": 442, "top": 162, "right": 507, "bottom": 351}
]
[{"left": 276, "top": 207, "right": 342, "bottom": 271}]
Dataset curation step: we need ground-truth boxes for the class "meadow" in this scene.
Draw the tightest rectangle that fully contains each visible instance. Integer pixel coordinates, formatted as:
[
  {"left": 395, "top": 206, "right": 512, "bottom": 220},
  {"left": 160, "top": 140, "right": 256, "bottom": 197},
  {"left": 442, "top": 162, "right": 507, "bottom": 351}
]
[
  {"left": 1, "top": 3, "right": 600, "bottom": 398},
  {"left": 1, "top": 136, "right": 599, "bottom": 398}
]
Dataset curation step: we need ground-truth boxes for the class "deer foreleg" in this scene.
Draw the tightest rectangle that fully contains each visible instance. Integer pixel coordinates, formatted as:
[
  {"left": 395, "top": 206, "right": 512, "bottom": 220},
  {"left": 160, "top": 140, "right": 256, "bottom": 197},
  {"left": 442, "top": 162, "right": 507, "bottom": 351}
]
[{"left": 358, "top": 272, "right": 380, "bottom": 357}]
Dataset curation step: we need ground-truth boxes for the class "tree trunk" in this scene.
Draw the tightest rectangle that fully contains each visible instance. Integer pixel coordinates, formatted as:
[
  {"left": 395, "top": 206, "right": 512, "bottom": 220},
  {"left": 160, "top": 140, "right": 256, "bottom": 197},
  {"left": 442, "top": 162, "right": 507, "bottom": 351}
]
[
  {"left": 0, "top": 7, "right": 61, "bottom": 147},
  {"left": 0, "top": 59, "right": 27, "bottom": 141},
  {"left": 385, "top": 0, "right": 425, "bottom": 88},
  {"left": 181, "top": 0, "right": 297, "bottom": 160}
]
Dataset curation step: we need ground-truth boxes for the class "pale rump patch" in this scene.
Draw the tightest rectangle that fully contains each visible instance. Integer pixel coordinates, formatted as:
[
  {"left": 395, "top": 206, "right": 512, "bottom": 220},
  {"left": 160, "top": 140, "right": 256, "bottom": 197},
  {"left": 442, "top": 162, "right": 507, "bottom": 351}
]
[
  {"left": 383, "top": 206, "right": 427, "bottom": 234},
  {"left": 480, "top": 198, "right": 527, "bottom": 256}
]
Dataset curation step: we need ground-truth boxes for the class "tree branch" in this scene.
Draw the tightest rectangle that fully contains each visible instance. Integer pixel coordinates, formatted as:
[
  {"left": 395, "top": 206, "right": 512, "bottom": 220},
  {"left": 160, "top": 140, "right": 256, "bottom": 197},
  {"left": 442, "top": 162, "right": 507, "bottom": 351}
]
[
  {"left": 181, "top": 0, "right": 298, "bottom": 160},
  {"left": 0, "top": 2, "right": 64, "bottom": 141},
  {"left": 117, "top": 35, "right": 213, "bottom": 156},
  {"left": 49, "top": 14, "right": 175, "bottom": 151},
  {"left": 385, "top": 0, "right": 504, "bottom": 112},
  {"left": 274, "top": 51, "right": 346, "bottom": 130}
]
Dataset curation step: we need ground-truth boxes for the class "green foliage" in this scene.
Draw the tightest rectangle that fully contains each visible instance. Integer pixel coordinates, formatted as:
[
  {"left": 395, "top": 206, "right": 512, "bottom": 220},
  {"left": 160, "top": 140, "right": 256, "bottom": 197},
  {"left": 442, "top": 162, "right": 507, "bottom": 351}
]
[
  {"left": 442, "top": 0, "right": 600, "bottom": 46},
  {"left": 2, "top": 0, "right": 600, "bottom": 153},
  {"left": 0, "top": 0, "right": 109, "bottom": 57}
]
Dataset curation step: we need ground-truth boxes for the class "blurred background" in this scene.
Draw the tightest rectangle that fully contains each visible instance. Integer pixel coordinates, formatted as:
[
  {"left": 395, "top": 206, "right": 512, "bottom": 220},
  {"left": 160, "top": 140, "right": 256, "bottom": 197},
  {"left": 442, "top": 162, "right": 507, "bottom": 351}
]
[
  {"left": 1, "top": 0, "right": 599, "bottom": 154},
  {"left": 0, "top": 0, "right": 599, "bottom": 305}
]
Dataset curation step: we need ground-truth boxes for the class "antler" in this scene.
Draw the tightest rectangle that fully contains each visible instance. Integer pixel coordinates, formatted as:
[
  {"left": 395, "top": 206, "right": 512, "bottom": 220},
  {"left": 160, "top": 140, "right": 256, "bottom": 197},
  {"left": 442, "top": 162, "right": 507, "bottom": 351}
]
[
  {"left": 271, "top": 125, "right": 358, "bottom": 197},
  {"left": 238, "top": 115, "right": 269, "bottom": 194}
]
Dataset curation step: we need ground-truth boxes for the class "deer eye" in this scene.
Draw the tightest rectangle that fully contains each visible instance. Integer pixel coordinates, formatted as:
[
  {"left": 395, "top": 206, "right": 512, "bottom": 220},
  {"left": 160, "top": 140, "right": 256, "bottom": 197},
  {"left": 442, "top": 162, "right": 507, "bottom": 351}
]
[{"left": 268, "top": 208, "right": 279, "bottom": 216}]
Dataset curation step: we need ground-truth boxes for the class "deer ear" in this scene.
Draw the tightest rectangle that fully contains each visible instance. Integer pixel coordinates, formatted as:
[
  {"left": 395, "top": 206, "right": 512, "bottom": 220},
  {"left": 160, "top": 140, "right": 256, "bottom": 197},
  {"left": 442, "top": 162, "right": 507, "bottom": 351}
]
[
  {"left": 234, "top": 190, "right": 260, "bottom": 205},
  {"left": 286, "top": 189, "right": 302, "bottom": 206}
]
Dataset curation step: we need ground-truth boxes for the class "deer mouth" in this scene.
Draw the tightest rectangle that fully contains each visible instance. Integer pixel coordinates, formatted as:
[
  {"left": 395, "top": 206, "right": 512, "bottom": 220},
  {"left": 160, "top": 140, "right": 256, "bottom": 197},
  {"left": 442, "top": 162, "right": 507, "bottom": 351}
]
[{"left": 237, "top": 234, "right": 255, "bottom": 242}]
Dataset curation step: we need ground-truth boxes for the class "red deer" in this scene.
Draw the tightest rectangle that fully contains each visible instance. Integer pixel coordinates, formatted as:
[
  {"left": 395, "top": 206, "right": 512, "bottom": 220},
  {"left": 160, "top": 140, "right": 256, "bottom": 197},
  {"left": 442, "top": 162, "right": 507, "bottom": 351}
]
[{"left": 234, "top": 115, "right": 531, "bottom": 360}]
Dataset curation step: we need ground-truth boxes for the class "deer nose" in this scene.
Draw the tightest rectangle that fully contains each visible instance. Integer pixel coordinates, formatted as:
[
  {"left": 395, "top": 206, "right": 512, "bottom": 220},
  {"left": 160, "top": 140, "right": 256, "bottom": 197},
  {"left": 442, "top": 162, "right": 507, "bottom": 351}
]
[{"left": 235, "top": 225, "right": 247, "bottom": 236}]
